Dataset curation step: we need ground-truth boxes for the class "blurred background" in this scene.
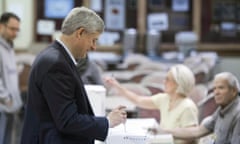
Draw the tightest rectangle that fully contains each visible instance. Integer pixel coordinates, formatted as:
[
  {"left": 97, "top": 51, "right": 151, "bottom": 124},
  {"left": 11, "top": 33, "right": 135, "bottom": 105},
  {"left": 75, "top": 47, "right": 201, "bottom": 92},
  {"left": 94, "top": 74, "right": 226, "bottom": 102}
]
[{"left": 0, "top": 0, "right": 240, "bottom": 143}]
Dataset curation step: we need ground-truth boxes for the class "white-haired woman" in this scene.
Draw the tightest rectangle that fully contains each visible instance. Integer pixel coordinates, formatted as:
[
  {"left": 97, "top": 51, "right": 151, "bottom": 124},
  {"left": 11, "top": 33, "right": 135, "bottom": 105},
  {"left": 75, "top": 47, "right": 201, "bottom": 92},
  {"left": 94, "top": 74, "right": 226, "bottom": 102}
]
[{"left": 104, "top": 64, "right": 198, "bottom": 144}]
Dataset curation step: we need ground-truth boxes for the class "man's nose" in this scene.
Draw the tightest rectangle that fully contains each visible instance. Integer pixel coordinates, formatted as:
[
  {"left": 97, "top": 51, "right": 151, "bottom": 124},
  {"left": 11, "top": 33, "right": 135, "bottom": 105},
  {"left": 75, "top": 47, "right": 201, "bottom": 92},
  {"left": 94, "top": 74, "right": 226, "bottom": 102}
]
[{"left": 213, "top": 89, "right": 219, "bottom": 94}]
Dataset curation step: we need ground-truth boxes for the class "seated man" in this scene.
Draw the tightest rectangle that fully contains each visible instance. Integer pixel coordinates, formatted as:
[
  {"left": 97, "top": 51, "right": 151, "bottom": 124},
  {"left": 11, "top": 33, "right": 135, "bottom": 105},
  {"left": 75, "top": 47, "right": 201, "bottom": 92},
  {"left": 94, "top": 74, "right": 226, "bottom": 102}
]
[
  {"left": 76, "top": 54, "right": 103, "bottom": 85},
  {"left": 164, "top": 72, "right": 240, "bottom": 144}
]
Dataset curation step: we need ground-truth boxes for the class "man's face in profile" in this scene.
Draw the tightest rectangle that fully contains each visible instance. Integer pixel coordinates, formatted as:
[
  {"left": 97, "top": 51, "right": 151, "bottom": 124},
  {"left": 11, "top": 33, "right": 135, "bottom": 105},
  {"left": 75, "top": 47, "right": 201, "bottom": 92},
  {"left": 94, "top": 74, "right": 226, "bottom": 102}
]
[{"left": 213, "top": 78, "right": 236, "bottom": 107}]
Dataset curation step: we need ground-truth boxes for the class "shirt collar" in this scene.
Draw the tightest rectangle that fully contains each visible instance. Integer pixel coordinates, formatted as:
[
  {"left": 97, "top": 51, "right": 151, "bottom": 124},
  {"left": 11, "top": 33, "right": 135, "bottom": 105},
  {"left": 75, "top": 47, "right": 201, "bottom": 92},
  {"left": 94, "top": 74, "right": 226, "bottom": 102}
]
[
  {"left": 56, "top": 38, "right": 77, "bottom": 65},
  {"left": 220, "top": 96, "right": 240, "bottom": 117},
  {"left": 0, "top": 36, "right": 13, "bottom": 49}
]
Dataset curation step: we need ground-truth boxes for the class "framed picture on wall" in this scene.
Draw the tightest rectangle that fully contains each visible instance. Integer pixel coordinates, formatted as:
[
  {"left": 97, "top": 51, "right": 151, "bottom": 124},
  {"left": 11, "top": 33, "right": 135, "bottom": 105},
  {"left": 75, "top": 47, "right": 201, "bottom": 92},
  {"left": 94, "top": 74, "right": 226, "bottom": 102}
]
[
  {"left": 104, "top": 0, "right": 126, "bottom": 30},
  {"left": 172, "top": 0, "right": 190, "bottom": 12},
  {"left": 147, "top": 13, "right": 169, "bottom": 31},
  {"left": 44, "top": 0, "right": 74, "bottom": 19}
]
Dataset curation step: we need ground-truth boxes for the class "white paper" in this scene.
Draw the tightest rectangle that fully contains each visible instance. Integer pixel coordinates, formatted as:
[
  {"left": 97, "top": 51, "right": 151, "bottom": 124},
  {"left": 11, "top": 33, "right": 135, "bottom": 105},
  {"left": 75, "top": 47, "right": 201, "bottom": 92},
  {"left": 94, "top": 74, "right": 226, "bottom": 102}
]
[
  {"left": 37, "top": 20, "right": 56, "bottom": 35},
  {"left": 106, "top": 118, "right": 174, "bottom": 144},
  {"left": 106, "top": 133, "right": 147, "bottom": 144},
  {"left": 172, "top": 0, "right": 189, "bottom": 12},
  {"left": 90, "top": 0, "right": 102, "bottom": 12},
  {"left": 148, "top": 13, "right": 169, "bottom": 31},
  {"left": 105, "top": 0, "right": 125, "bottom": 30},
  {"left": 85, "top": 85, "right": 106, "bottom": 116}
]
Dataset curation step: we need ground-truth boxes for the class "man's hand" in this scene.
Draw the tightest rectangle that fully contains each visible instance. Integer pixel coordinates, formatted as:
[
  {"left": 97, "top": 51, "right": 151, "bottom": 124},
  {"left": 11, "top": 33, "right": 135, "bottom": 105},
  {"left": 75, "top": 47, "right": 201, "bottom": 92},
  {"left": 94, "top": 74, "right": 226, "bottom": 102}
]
[{"left": 107, "top": 105, "right": 127, "bottom": 128}]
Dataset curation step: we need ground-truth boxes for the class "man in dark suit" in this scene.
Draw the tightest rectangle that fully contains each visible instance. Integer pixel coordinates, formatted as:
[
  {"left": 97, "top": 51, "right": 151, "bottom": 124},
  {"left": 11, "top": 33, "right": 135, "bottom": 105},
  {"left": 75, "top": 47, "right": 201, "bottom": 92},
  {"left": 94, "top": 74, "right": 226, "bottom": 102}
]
[{"left": 21, "top": 7, "right": 127, "bottom": 144}]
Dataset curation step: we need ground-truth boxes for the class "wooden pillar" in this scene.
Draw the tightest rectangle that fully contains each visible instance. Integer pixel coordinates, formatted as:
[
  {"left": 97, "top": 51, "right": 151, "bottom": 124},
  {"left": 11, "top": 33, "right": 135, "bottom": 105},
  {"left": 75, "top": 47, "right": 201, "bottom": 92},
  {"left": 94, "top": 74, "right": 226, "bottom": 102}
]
[
  {"left": 193, "top": 0, "right": 201, "bottom": 42},
  {"left": 82, "top": 0, "right": 90, "bottom": 7},
  {"left": 137, "top": 0, "right": 146, "bottom": 53}
]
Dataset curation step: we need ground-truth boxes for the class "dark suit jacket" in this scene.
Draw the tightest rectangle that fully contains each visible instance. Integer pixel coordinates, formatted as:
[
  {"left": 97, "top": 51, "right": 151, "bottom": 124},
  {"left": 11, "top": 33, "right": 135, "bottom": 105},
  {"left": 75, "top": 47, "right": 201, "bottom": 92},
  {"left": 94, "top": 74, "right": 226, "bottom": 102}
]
[{"left": 21, "top": 41, "right": 109, "bottom": 144}]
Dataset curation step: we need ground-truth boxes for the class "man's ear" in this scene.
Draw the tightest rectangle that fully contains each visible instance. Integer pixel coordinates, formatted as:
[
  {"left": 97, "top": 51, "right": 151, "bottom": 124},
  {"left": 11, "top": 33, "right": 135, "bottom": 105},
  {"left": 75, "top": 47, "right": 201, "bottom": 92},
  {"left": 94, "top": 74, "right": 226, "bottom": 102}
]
[
  {"left": 76, "top": 27, "right": 85, "bottom": 38},
  {"left": 232, "top": 87, "right": 238, "bottom": 97}
]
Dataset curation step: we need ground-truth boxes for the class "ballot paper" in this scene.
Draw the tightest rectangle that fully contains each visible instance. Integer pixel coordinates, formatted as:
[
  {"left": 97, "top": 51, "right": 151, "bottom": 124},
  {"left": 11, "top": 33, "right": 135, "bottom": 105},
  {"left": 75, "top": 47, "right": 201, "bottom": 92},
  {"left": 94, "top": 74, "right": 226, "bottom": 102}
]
[
  {"left": 106, "top": 132, "right": 148, "bottom": 144},
  {"left": 106, "top": 118, "right": 174, "bottom": 144},
  {"left": 106, "top": 131, "right": 174, "bottom": 144},
  {"left": 148, "top": 134, "right": 174, "bottom": 144}
]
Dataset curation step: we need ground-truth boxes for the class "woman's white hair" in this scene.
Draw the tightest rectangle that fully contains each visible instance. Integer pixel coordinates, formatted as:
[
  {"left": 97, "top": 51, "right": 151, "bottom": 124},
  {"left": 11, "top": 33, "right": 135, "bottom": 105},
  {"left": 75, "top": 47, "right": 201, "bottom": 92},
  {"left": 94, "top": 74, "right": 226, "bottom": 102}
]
[
  {"left": 170, "top": 64, "right": 195, "bottom": 96},
  {"left": 214, "top": 72, "right": 240, "bottom": 93},
  {"left": 61, "top": 7, "right": 104, "bottom": 35}
]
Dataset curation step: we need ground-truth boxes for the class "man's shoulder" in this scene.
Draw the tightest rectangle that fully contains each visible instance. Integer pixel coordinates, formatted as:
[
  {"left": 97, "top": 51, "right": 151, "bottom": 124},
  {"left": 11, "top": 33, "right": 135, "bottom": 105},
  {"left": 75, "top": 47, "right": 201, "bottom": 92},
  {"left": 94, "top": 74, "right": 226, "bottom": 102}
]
[
  {"left": 231, "top": 97, "right": 240, "bottom": 117},
  {"left": 32, "top": 44, "right": 66, "bottom": 73},
  {"left": 0, "top": 37, "right": 11, "bottom": 50},
  {"left": 235, "top": 100, "right": 240, "bottom": 119},
  {"left": 36, "top": 43, "right": 63, "bottom": 62}
]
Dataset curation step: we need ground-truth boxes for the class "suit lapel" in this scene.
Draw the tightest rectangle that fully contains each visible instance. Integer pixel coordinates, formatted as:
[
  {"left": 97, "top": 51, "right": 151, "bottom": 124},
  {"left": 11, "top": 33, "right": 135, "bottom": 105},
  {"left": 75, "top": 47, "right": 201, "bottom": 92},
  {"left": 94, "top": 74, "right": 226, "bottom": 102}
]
[
  {"left": 53, "top": 41, "right": 94, "bottom": 115},
  {"left": 72, "top": 66, "right": 94, "bottom": 115}
]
